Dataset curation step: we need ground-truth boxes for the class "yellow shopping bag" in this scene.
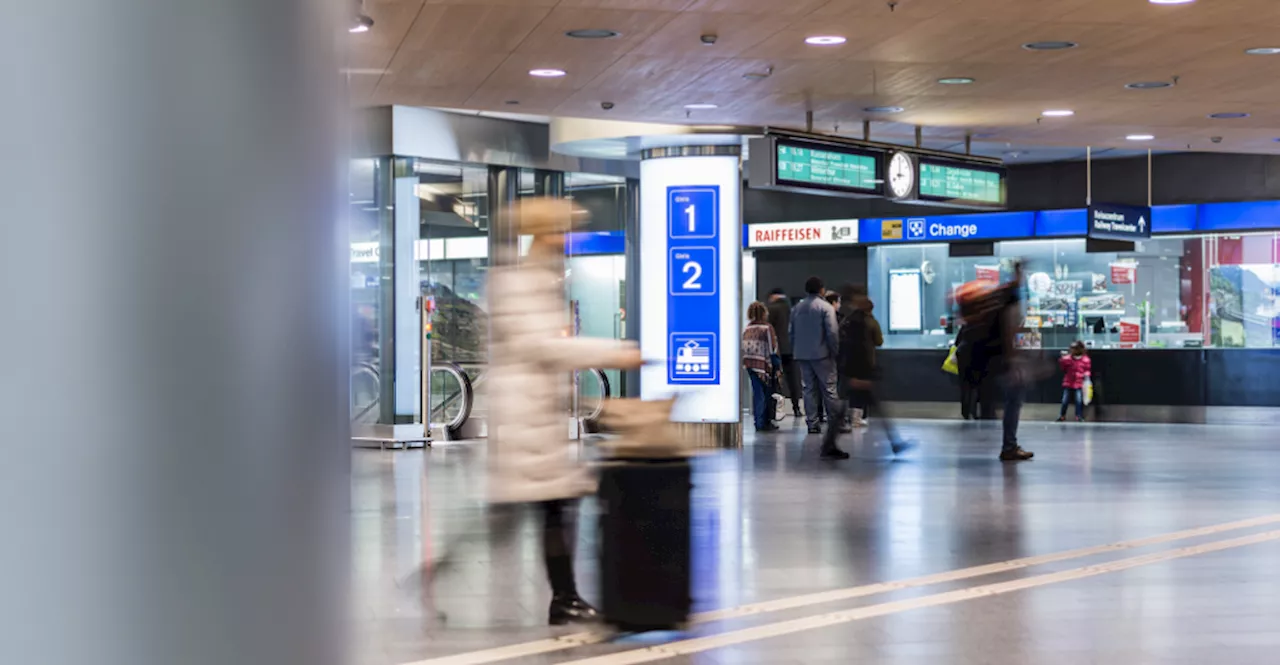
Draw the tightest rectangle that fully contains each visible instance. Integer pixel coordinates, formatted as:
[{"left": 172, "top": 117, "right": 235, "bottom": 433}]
[{"left": 941, "top": 345, "right": 959, "bottom": 375}]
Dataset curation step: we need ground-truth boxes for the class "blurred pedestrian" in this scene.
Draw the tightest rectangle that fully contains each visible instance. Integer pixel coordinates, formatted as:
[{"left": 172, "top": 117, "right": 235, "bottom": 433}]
[
  {"left": 1057, "top": 340, "right": 1092, "bottom": 422},
  {"left": 838, "top": 284, "right": 911, "bottom": 454},
  {"left": 767, "top": 288, "right": 803, "bottom": 419},
  {"left": 959, "top": 264, "right": 1033, "bottom": 461},
  {"left": 790, "top": 276, "right": 849, "bottom": 459},
  {"left": 743, "top": 301, "right": 780, "bottom": 433},
  {"left": 420, "top": 198, "right": 642, "bottom": 625}
]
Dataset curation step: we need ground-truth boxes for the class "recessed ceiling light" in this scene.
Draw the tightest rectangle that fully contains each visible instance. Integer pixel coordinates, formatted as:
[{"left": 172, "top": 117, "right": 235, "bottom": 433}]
[
  {"left": 1125, "top": 81, "right": 1173, "bottom": 89},
  {"left": 937, "top": 77, "right": 976, "bottom": 85},
  {"left": 863, "top": 106, "right": 905, "bottom": 114},
  {"left": 1149, "top": 0, "right": 1195, "bottom": 4},
  {"left": 1126, "top": 134, "right": 1155, "bottom": 141},
  {"left": 684, "top": 103, "right": 718, "bottom": 110},
  {"left": 350, "top": 15, "right": 374, "bottom": 33},
  {"left": 1208, "top": 112, "right": 1250, "bottom": 119},
  {"left": 529, "top": 68, "right": 567, "bottom": 78},
  {"left": 1245, "top": 47, "right": 1280, "bottom": 55},
  {"left": 805, "top": 36, "right": 847, "bottom": 46},
  {"left": 1042, "top": 109, "right": 1075, "bottom": 117},
  {"left": 565, "top": 29, "right": 620, "bottom": 39},
  {"left": 1022, "top": 41, "right": 1078, "bottom": 51}
]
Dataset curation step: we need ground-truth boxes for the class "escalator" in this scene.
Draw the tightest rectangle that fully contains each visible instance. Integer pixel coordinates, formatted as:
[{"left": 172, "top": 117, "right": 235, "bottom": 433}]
[{"left": 351, "top": 362, "right": 612, "bottom": 443}]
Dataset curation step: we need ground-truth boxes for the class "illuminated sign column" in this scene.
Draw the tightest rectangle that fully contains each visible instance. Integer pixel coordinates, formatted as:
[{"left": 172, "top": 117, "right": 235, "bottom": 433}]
[{"left": 640, "top": 149, "right": 742, "bottom": 423}]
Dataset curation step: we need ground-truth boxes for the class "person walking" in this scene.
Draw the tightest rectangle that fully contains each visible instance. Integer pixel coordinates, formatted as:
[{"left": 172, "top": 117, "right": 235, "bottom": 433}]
[
  {"left": 420, "top": 199, "right": 642, "bottom": 625},
  {"left": 767, "top": 288, "right": 803, "bottom": 419},
  {"left": 743, "top": 301, "right": 781, "bottom": 433},
  {"left": 1057, "top": 341, "right": 1092, "bottom": 422},
  {"left": 838, "top": 284, "right": 911, "bottom": 454},
  {"left": 959, "top": 265, "right": 1033, "bottom": 461},
  {"left": 789, "top": 276, "right": 849, "bottom": 459}
]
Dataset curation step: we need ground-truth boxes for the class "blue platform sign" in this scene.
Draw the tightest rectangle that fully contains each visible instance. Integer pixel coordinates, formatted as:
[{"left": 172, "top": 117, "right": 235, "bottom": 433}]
[
  {"left": 667, "top": 186, "right": 720, "bottom": 385},
  {"left": 1088, "top": 203, "right": 1152, "bottom": 241}
]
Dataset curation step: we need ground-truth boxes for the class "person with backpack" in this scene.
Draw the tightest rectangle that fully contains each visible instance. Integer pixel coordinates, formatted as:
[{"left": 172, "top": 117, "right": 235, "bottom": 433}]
[
  {"left": 838, "top": 284, "right": 911, "bottom": 455},
  {"left": 1057, "top": 341, "right": 1092, "bottom": 422},
  {"left": 956, "top": 263, "right": 1034, "bottom": 461}
]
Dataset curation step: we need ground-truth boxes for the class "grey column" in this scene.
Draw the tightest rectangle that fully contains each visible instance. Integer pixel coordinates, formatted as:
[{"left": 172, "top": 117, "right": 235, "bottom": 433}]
[
  {"left": 487, "top": 166, "right": 520, "bottom": 267},
  {"left": 623, "top": 177, "right": 642, "bottom": 399},
  {"left": 0, "top": 3, "right": 346, "bottom": 665}
]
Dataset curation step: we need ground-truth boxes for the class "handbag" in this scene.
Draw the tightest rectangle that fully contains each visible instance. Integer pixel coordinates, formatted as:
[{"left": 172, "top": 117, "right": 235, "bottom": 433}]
[
  {"left": 1083, "top": 377, "right": 1094, "bottom": 405},
  {"left": 941, "top": 345, "right": 960, "bottom": 375}
]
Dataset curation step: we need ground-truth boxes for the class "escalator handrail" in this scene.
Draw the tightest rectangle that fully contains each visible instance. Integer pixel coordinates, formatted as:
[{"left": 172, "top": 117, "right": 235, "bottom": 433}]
[{"left": 431, "top": 361, "right": 474, "bottom": 432}]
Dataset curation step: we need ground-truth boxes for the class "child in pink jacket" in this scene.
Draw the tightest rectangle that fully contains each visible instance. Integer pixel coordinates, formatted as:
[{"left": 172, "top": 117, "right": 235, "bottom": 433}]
[{"left": 1057, "top": 341, "right": 1092, "bottom": 422}]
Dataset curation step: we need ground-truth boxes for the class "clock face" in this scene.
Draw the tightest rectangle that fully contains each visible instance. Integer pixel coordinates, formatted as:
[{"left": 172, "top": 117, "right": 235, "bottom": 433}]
[{"left": 888, "top": 152, "right": 915, "bottom": 198}]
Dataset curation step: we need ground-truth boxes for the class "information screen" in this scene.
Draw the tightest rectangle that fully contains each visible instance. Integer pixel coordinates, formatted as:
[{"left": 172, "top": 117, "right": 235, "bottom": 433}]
[
  {"left": 776, "top": 141, "right": 878, "bottom": 192},
  {"left": 888, "top": 269, "right": 923, "bottom": 332},
  {"left": 919, "top": 160, "right": 1004, "bottom": 204}
]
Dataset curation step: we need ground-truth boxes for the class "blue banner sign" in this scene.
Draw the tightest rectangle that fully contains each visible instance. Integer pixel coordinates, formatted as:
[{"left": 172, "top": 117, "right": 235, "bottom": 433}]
[
  {"left": 860, "top": 211, "right": 1035, "bottom": 243},
  {"left": 1088, "top": 203, "right": 1152, "bottom": 241},
  {"left": 667, "top": 186, "right": 720, "bottom": 385}
]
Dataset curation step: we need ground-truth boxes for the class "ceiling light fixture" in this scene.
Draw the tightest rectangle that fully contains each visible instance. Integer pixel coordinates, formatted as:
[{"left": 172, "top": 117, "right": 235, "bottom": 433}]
[
  {"left": 1245, "top": 47, "right": 1280, "bottom": 55},
  {"left": 1125, "top": 81, "right": 1173, "bottom": 89},
  {"left": 529, "top": 68, "right": 567, "bottom": 78},
  {"left": 863, "top": 106, "right": 905, "bottom": 113},
  {"left": 684, "top": 103, "right": 718, "bottom": 110},
  {"left": 1022, "top": 41, "right": 1078, "bottom": 51},
  {"left": 1126, "top": 134, "right": 1155, "bottom": 141},
  {"left": 350, "top": 14, "right": 374, "bottom": 33},
  {"left": 1042, "top": 109, "right": 1075, "bottom": 117},
  {"left": 805, "top": 36, "right": 847, "bottom": 46},
  {"left": 565, "top": 29, "right": 620, "bottom": 39},
  {"left": 1208, "top": 112, "right": 1250, "bottom": 119},
  {"left": 1149, "top": 0, "right": 1195, "bottom": 4},
  {"left": 937, "top": 77, "right": 976, "bottom": 85}
]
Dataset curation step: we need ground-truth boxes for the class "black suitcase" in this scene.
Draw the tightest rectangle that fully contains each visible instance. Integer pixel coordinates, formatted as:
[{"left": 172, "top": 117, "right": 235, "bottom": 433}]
[{"left": 597, "top": 458, "right": 692, "bottom": 631}]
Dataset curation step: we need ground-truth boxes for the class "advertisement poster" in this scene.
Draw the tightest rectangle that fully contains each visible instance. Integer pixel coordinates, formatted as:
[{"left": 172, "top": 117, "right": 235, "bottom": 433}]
[
  {"left": 1111, "top": 263, "right": 1136, "bottom": 285},
  {"left": 888, "top": 269, "right": 923, "bottom": 332},
  {"left": 975, "top": 265, "right": 1000, "bottom": 283},
  {"left": 1119, "top": 318, "right": 1142, "bottom": 345}
]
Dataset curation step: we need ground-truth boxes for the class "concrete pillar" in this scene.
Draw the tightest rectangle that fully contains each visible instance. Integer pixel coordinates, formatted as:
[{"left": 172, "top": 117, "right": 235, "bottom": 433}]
[{"left": 0, "top": 2, "right": 347, "bottom": 665}]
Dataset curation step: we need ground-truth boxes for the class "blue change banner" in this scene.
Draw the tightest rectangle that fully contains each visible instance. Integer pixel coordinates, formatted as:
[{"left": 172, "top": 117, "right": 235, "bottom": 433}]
[
  {"left": 667, "top": 186, "right": 720, "bottom": 385},
  {"left": 860, "top": 211, "right": 1035, "bottom": 243}
]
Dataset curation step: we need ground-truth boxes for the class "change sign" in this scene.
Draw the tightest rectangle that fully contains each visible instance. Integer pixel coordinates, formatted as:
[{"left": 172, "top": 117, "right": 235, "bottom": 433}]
[{"left": 1088, "top": 203, "right": 1152, "bottom": 241}]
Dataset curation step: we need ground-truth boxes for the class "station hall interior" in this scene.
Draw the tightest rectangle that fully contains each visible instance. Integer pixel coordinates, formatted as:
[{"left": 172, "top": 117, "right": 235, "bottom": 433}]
[{"left": 8, "top": 2, "right": 1280, "bottom": 665}]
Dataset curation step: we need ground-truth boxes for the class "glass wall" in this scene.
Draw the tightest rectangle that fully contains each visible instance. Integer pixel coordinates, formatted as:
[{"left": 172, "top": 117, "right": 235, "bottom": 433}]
[{"left": 868, "top": 231, "right": 1280, "bottom": 351}]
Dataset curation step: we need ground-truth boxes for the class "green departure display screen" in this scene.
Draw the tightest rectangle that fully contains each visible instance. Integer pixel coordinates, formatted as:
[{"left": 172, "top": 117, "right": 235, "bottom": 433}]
[
  {"left": 919, "top": 160, "right": 1004, "bottom": 204},
  {"left": 776, "top": 142, "right": 878, "bottom": 192}
]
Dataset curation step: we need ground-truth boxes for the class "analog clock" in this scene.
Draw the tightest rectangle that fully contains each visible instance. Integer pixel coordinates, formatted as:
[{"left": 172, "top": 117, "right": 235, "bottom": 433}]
[{"left": 887, "top": 151, "right": 916, "bottom": 199}]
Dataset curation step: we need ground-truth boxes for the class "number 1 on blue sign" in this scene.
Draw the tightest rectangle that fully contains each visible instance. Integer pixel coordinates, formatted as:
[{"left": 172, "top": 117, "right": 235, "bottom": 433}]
[{"left": 686, "top": 204, "right": 695, "bottom": 233}]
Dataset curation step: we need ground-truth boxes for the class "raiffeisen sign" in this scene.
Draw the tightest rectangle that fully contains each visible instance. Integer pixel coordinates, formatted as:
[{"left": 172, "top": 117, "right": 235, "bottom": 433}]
[{"left": 747, "top": 220, "right": 859, "bottom": 248}]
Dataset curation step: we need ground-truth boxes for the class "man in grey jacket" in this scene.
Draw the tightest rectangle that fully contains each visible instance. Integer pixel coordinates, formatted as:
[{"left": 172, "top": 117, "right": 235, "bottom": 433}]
[{"left": 789, "top": 276, "right": 850, "bottom": 459}]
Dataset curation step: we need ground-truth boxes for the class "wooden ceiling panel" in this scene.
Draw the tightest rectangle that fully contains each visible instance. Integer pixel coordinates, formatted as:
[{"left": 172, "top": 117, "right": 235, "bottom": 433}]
[
  {"left": 744, "top": 15, "right": 915, "bottom": 60},
  {"left": 384, "top": 49, "right": 508, "bottom": 87},
  {"left": 579, "top": 54, "right": 736, "bottom": 93},
  {"left": 809, "top": 0, "right": 964, "bottom": 21},
  {"left": 481, "top": 52, "right": 622, "bottom": 91},
  {"left": 465, "top": 85, "right": 576, "bottom": 113},
  {"left": 362, "top": 0, "right": 1280, "bottom": 154},
  {"left": 556, "top": 0, "right": 696, "bottom": 10},
  {"left": 398, "top": 3, "right": 551, "bottom": 53},
  {"left": 683, "top": 0, "right": 829, "bottom": 15},
  {"left": 512, "top": 8, "right": 678, "bottom": 57},
  {"left": 629, "top": 11, "right": 793, "bottom": 57}
]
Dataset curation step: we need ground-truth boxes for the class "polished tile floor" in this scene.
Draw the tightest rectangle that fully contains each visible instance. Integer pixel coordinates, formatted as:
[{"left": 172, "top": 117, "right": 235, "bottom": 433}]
[{"left": 351, "top": 417, "right": 1280, "bottom": 665}]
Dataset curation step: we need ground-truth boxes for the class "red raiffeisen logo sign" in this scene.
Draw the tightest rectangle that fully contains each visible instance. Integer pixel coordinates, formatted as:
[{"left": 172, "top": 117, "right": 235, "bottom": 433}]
[{"left": 748, "top": 220, "right": 859, "bottom": 249}]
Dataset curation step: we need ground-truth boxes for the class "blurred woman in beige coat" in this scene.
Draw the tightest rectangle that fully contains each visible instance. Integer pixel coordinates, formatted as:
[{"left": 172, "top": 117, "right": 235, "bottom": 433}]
[{"left": 427, "top": 198, "right": 640, "bottom": 625}]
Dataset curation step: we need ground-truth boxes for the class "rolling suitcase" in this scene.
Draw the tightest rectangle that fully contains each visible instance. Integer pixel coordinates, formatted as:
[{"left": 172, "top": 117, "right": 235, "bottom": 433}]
[{"left": 597, "top": 458, "right": 692, "bottom": 631}]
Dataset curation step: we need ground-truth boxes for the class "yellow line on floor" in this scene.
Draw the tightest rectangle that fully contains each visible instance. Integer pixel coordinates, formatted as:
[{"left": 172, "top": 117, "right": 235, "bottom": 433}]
[
  {"left": 555, "top": 529, "right": 1280, "bottom": 665},
  {"left": 400, "top": 513, "right": 1280, "bottom": 665}
]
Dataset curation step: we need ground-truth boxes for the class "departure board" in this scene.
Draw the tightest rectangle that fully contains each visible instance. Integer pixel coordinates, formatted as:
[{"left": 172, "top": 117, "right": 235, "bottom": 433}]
[
  {"left": 919, "top": 160, "right": 1004, "bottom": 204},
  {"left": 776, "top": 142, "right": 878, "bottom": 192}
]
